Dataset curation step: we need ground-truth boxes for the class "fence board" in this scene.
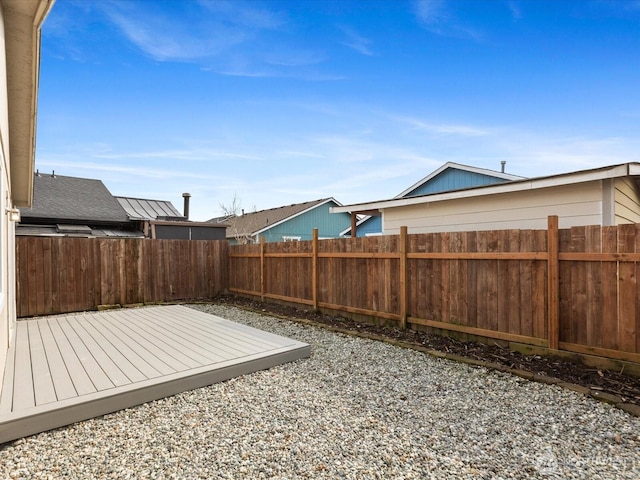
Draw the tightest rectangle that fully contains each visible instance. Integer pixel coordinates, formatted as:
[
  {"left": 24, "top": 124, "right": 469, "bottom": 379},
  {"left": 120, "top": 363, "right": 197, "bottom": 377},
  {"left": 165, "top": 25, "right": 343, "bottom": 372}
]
[
  {"left": 408, "top": 234, "right": 426, "bottom": 321},
  {"left": 558, "top": 229, "right": 572, "bottom": 343},
  {"left": 585, "top": 225, "right": 602, "bottom": 348},
  {"left": 438, "top": 232, "right": 449, "bottom": 325},
  {"left": 431, "top": 233, "right": 443, "bottom": 322},
  {"left": 618, "top": 224, "right": 637, "bottom": 353},
  {"left": 532, "top": 229, "right": 547, "bottom": 340},
  {"left": 572, "top": 227, "right": 588, "bottom": 346},
  {"left": 486, "top": 230, "right": 499, "bottom": 332},
  {"left": 466, "top": 231, "right": 478, "bottom": 329},
  {"left": 506, "top": 230, "right": 521, "bottom": 335},
  {"left": 475, "top": 231, "right": 489, "bottom": 330},
  {"left": 601, "top": 227, "right": 618, "bottom": 350}
]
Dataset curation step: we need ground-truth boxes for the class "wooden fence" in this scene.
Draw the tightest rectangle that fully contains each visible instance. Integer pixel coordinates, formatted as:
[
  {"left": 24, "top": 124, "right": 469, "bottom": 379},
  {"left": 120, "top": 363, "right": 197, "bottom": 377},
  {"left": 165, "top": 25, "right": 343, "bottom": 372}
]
[
  {"left": 229, "top": 217, "right": 640, "bottom": 366},
  {"left": 16, "top": 237, "right": 228, "bottom": 317},
  {"left": 14, "top": 218, "right": 640, "bottom": 367}
]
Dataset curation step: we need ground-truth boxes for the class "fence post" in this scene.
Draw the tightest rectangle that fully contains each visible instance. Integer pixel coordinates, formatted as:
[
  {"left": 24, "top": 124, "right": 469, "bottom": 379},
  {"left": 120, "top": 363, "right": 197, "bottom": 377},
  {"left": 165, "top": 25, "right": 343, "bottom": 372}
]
[
  {"left": 312, "top": 228, "right": 319, "bottom": 311},
  {"left": 399, "top": 226, "right": 408, "bottom": 329},
  {"left": 547, "top": 215, "right": 559, "bottom": 350},
  {"left": 260, "top": 236, "right": 266, "bottom": 303}
]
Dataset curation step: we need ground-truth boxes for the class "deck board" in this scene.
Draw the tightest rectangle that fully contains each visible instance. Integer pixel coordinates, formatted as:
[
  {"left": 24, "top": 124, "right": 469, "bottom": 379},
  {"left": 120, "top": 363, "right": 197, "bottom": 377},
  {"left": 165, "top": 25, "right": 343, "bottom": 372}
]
[
  {"left": 78, "top": 314, "right": 161, "bottom": 380},
  {"left": 62, "top": 315, "right": 130, "bottom": 388},
  {"left": 92, "top": 313, "right": 176, "bottom": 376},
  {"left": 116, "top": 310, "right": 221, "bottom": 365},
  {"left": 0, "top": 341, "right": 16, "bottom": 414},
  {"left": 96, "top": 311, "right": 192, "bottom": 372},
  {"left": 0, "top": 305, "right": 310, "bottom": 444},
  {"left": 49, "top": 317, "right": 105, "bottom": 394},
  {"left": 39, "top": 320, "right": 77, "bottom": 401},
  {"left": 12, "top": 322, "right": 35, "bottom": 410},
  {"left": 29, "top": 321, "right": 58, "bottom": 406},
  {"left": 171, "top": 312, "right": 280, "bottom": 355}
]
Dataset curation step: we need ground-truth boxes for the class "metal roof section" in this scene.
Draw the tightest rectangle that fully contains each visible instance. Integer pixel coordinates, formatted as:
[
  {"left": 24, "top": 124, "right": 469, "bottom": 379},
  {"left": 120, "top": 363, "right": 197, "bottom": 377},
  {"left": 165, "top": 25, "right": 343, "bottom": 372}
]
[
  {"left": 115, "top": 196, "right": 184, "bottom": 221},
  {"left": 19, "top": 172, "right": 130, "bottom": 223},
  {"left": 331, "top": 162, "right": 640, "bottom": 214}
]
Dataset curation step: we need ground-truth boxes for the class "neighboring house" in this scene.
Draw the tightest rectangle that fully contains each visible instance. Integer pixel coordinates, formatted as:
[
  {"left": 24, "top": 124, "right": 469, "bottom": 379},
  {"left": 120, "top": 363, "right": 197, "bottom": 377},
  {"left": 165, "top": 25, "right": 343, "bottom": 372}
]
[
  {"left": 210, "top": 198, "right": 352, "bottom": 244},
  {"left": 331, "top": 163, "right": 640, "bottom": 235},
  {"left": 117, "top": 194, "right": 226, "bottom": 240},
  {"left": 17, "top": 172, "right": 143, "bottom": 237},
  {"left": 342, "top": 162, "right": 523, "bottom": 237},
  {"left": 16, "top": 173, "right": 226, "bottom": 240},
  {"left": 1, "top": 0, "right": 54, "bottom": 389}
]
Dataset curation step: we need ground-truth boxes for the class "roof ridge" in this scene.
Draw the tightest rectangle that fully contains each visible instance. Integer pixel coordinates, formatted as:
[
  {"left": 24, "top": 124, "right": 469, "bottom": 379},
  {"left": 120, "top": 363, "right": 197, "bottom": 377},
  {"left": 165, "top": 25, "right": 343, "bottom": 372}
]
[{"left": 241, "top": 198, "right": 329, "bottom": 216}]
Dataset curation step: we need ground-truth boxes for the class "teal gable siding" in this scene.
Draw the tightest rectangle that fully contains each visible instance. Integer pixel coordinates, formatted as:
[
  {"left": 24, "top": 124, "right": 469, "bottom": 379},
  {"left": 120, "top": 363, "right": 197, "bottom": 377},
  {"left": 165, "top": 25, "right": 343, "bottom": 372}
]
[
  {"left": 258, "top": 201, "right": 352, "bottom": 242},
  {"left": 355, "top": 215, "right": 382, "bottom": 237},
  {"left": 405, "top": 169, "right": 509, "bottom": 197}
]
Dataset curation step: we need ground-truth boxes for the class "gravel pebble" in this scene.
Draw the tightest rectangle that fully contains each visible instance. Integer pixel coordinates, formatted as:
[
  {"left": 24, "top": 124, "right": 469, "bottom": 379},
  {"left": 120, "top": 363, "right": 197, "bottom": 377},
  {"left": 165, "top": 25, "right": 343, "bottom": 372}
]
[{"left": 1, "top": 304, "right": 639, "bottom": 479}]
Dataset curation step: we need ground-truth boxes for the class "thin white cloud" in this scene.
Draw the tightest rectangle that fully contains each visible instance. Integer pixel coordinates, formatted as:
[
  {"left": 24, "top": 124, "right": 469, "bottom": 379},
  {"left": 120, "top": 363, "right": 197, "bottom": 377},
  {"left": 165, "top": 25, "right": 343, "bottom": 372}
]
[
  {"left": 339, "top": 26, "right": 374, "bottom": 56},
  {"left": 508, "top": 1, "right": 523, "bottom": 21},
  {"left": 394, "top": 116, "right": 490, "bottom": 137},
  {"left": 97, "top": 0, "right": 285, "bottom": 62},
  {"left": 36, "top": 159, "right": 225, "bottom": 181},
  {"left": 414, "top": 0, "right": 448, "bottom": 25},
  {"left": 196, "top": 0, "right": 286, "bottom": 30},
  {"left": 265, "top": 50, "right": 327, "bottom": 67},
  {"left": 413, "top": 0, "right": 483, "bottom": 41},
  {"left": 45, "top": 1, "right": 341, "bottom": 82},
  {"left": 93, "top": 149, "right": 263, "bottom": 161},
  {"left": 216, "top": 68, "right": 345, "bottom": 81},
  {"left": 278, "top": 150, "right": 326, "bottom": 159},
  {"left": 217, "top": 68, "right": 277, "bottom": 78}
]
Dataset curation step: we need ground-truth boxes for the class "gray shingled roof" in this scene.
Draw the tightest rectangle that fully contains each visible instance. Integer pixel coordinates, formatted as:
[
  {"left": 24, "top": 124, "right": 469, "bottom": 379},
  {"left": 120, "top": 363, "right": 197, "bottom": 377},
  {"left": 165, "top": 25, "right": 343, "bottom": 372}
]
[
  {"left": 115, "top": 196, "right": 183, "bottom": 221},
  {"left": 19, "top": 173, "right": 129, "bottom": 223}
]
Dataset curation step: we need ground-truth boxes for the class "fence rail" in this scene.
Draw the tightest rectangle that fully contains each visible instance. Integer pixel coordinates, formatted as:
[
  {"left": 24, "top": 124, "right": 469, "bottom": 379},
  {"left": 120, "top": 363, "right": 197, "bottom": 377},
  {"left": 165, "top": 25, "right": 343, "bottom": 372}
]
[
  {"left": 16, "top": 237, "right": 228, "bottom": 317},
  {"left": 229, "top": 217, "right": 640, "bottom": 366}
]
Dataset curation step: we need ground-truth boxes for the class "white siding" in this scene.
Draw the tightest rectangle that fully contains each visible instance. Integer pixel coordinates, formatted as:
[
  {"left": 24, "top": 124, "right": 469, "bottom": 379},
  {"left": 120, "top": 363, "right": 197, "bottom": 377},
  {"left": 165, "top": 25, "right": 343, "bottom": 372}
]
[
  {"left": 383, "top": 181, "right": 604, "bottom": 234},
  {"left": 0, "top": 2, "right": 9, "bottom": 387},
  {"left": 614, "top": 177, "right": 640, "bottom": 224}
]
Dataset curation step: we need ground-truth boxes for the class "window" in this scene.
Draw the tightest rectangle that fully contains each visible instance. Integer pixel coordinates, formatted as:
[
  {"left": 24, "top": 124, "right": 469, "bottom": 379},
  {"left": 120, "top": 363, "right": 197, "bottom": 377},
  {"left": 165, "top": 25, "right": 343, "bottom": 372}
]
[{"left": 282, "top": 236, "right": 301, "bottom": 242}]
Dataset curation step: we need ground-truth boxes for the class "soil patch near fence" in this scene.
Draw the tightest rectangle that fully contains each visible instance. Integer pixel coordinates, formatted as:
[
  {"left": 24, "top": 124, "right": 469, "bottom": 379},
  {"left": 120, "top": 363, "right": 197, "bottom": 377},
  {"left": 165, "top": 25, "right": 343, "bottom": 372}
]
[{"left": 213, "top": 295, "right": 640, "bottom": 408}]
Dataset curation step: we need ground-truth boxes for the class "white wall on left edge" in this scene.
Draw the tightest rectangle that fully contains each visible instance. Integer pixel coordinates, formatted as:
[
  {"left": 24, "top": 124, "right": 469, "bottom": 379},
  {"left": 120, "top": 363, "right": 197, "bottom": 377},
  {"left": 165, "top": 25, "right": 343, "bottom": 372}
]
[{"left": 0, "top": 2, "right": 11, "bottom": 389}]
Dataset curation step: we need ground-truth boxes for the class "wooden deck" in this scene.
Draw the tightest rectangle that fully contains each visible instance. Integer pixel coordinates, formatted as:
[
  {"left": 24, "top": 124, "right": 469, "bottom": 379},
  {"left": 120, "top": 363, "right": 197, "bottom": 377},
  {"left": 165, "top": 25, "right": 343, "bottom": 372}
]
[{"left": 0, "top": 305, "right": 310, "bottom": 444}]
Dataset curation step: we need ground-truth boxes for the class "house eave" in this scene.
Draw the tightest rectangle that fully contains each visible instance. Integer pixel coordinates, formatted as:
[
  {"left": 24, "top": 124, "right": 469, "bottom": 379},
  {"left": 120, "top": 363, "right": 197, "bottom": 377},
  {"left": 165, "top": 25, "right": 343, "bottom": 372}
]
[{"left": 3, "top": 0, "right": 55, "bottom": 207}]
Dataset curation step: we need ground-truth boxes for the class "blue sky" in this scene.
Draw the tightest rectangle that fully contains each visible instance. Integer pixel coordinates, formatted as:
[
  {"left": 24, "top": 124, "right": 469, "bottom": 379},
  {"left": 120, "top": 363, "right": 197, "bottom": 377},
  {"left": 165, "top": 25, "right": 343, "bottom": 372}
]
[{"left": 36, "top": 0, "right": 640, "bottom": 221}]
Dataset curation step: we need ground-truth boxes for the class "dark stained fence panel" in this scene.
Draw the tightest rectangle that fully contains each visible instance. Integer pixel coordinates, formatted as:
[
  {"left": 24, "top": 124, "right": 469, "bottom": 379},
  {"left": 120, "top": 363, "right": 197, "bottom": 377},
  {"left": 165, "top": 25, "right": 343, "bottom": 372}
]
[{"left": 16, "top": 238, "right": 229, "bottom": 317}]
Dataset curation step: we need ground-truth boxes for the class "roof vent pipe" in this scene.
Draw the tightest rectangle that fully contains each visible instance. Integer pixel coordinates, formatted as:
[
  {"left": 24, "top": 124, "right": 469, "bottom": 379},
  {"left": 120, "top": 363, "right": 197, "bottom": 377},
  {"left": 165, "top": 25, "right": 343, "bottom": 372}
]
[
  {"left": 182, "top": 192, "right": 191, "bottom": 220},
  {"left": 500, "top": 161, "right": 506, "bottom": 173}
]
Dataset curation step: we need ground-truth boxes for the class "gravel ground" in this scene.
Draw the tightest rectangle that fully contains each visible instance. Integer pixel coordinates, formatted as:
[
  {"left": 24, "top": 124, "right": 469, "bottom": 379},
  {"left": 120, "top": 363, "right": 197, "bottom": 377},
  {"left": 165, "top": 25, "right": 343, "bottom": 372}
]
[{"left": 1, "top": 304, "right": 639, "bottom": 479}]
